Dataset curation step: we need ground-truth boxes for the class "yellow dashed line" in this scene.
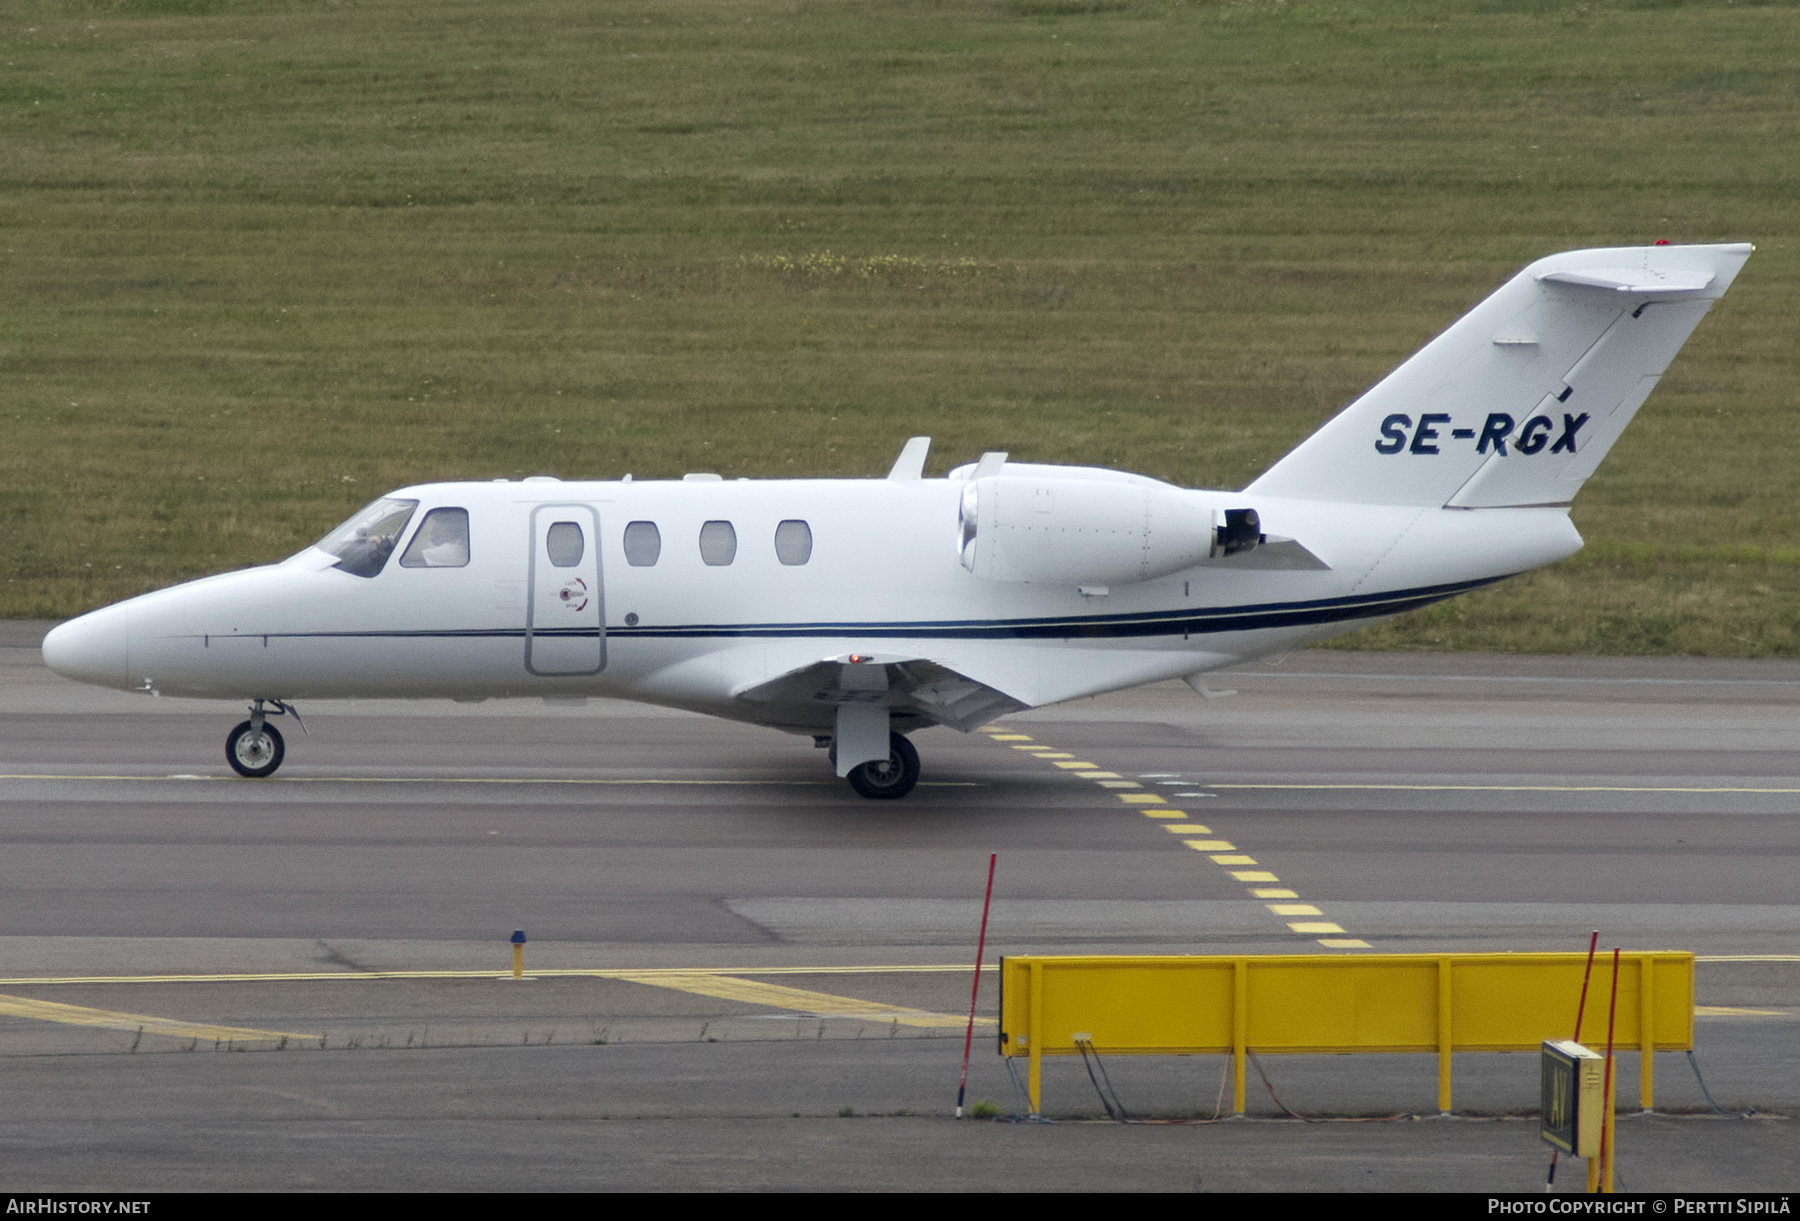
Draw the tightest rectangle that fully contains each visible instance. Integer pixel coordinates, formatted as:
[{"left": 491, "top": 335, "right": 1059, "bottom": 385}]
[
  {"left": 1694, "top": 1006, "right": 1790, "bottom": 1018},
  {"left": 988, "top": 735, "right": 1034, "bottom": 742},
  {"left": 991, "top": 736, "right": 1374, "bottom": 952}
]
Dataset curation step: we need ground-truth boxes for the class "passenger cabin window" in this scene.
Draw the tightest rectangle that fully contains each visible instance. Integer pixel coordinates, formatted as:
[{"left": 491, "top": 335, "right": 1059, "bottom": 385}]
[
  {"left": 623, "top": 521, "right": 661, "bottom": 567},
  {"left": 316, "top": 497, "right": 418, "bottom": 579},
  {"left": 546, "top": 521, "right": 585, "bottom": 568},
  {"left": 774, "top": 520, "right": 813, "bottom": 566},
  {"left": 699, "top": 520, "right": 737, "bottom": 566},
  {"left": 399, "top": 508, "right": 471, "bottom": 568}
]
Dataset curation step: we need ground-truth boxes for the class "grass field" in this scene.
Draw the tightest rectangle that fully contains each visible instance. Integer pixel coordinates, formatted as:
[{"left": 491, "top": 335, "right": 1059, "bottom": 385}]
[{"left": 3, "top": 0, "right": 1797, "bottom": 652}]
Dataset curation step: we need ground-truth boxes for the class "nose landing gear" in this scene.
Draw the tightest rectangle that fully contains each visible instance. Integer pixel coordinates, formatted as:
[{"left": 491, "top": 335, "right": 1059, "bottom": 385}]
[{"left": 225, "top": 699, "right": 303, "bottom": 778}]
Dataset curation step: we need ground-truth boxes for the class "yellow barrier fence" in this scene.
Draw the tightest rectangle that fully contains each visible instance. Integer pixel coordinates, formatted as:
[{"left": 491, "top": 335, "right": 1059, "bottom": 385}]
[{"left": 998, "top": 953, "right": 1694, "bottom": 1117}]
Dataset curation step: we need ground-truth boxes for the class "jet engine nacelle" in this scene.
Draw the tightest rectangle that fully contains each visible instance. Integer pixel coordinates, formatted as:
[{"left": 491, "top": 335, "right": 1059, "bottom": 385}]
[{"left": 956, "top": 472, "right": 1260, "bottom": 585}]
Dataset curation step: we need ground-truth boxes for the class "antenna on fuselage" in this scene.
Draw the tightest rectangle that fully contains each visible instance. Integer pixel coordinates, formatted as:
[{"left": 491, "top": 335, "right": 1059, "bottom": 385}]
[
  {"left": 972, "top": 451, "right": 1007, "bottom": 479},
  {"left": 887, "top": 436, "right": 931, "bottom": 481}
]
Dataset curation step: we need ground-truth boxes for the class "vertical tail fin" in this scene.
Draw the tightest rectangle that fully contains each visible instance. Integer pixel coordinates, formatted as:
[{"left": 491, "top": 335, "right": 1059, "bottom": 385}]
[{"left": 1245, "top": 243, "right": 1752, "bottom": 507}]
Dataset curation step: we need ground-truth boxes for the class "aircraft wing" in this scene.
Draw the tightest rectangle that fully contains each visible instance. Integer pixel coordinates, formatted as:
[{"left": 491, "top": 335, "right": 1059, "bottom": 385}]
[{"left": 732, "top": 654, "right": 1028, "bottom": 735}]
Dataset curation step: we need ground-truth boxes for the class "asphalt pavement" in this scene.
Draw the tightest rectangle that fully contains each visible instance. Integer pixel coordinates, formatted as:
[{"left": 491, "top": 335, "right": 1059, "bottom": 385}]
[{"left": 0, "top": 621, "right": 1792, "bottom": 1191}]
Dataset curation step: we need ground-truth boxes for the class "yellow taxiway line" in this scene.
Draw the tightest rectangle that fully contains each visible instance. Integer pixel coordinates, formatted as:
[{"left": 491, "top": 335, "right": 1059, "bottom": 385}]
[
  {"left": 609, "top": 972, "right": 985, "bottom": 1028},
  {"left": 0, "top": 993, "right": 311, "bottom": 1043},
  {"left": 0, "top": 956, "right": 1791, "bottom": 990},
  {"left": 0, "top": 967, "right": 992, "bottom": 1036},
  {"left": 0, "top": 965, "right": 992, "bottom": 987},
  {"left": 0, "top": 960, "right": 1782, "bottom": 1041}
]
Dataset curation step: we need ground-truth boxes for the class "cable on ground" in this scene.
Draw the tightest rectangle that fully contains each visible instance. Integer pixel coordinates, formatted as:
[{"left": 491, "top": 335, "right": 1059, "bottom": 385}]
[
  {"left": 1001, "top": 1056, "right": 1051, "bottom": 1123},
  {"left": 1075, "top": 1039, "right": 1131, "bottom": 1122},
  {"left": 1686, "top": 1050, "right": 1756, "bottom": 1118},
  {"left": 1248, "top": 1050, "right": 1314, "bottom": 1122}
]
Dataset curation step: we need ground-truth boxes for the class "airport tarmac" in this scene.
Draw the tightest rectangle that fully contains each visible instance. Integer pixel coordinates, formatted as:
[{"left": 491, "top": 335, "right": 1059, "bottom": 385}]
[{"left": 0, "top": 621, "right": 1793, "bottom": 1191}]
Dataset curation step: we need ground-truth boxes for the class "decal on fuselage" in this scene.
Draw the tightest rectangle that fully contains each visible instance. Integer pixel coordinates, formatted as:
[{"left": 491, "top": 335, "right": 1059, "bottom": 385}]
[
  {"left": 558, "top": 577, "right": 590, "bottom": 612},
  {"left": 1374, "top": 412, "right": 1588, "bottom": 457}
]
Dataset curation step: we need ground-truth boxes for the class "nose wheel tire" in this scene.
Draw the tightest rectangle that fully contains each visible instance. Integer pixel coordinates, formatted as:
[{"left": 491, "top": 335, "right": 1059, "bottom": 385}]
[
  {"left": 845, "top": 732, "right": 920, "bottom": 800},
  {"left": 226, "top": 720, "right": 285, "bottom": 778}
]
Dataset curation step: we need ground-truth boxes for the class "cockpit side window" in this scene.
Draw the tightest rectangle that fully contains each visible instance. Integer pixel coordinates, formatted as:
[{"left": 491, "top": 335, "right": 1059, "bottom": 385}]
[
  {"left": 315, "top": 498, "right": 419, "bottom": 578},
  {"left": 399, "top": 507, "right": 471, "bottom": 568}
]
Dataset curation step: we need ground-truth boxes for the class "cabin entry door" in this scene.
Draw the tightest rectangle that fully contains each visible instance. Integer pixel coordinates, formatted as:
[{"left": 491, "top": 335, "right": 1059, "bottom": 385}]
[{"left": 526, "top": 504, "right": 606, "bottom": 676}]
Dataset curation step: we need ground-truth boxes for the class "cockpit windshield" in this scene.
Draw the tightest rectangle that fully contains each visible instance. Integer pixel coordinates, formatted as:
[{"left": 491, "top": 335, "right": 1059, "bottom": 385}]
[{"left": 313, "top": 497, "right": 419, "bottom": 578}]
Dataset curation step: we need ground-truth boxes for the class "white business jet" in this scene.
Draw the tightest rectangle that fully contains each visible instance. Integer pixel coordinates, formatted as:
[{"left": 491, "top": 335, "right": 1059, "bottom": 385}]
[{"left": 42, "top": 243, "right": 1751, "bottom": 798}]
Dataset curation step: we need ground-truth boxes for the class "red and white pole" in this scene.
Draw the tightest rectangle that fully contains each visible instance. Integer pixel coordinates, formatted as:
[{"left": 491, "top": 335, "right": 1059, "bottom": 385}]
[{"left": 955, "top": 853, "right": 998, "bottom": 1118}]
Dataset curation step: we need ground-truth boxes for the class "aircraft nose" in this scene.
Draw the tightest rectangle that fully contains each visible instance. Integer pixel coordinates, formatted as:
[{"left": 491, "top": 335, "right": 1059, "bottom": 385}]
[{"left": 41, "top": 608, "right": 131, "bottom": 689}]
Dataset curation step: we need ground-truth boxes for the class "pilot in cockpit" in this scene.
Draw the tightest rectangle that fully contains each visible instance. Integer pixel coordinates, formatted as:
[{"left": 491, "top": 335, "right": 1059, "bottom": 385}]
[{"left": 401, "top": 508, "right": 470, "bottom": 569}]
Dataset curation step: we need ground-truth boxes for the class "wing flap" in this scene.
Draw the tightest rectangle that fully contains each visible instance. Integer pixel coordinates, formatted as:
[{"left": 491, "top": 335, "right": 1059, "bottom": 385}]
[{"left": 733, "top": 654, "right": 1027, "bottom": 733}]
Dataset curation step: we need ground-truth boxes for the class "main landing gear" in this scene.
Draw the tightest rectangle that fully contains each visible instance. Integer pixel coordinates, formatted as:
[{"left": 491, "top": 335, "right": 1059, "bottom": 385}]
[
  {"left": 226, "top": 699, "right": 303, "bottom": 778},
  {"left": 837, "top": 732, "right": 921, "bottom": 801}
]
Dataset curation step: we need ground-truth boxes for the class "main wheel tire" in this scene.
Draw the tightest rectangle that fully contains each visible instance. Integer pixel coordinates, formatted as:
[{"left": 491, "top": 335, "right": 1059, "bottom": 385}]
[
  {"left": 226, "top": 720, "right": 285, "bottom": 778},
  {"left": 846, "top": 732, "right": 920, "bottom": 800}
]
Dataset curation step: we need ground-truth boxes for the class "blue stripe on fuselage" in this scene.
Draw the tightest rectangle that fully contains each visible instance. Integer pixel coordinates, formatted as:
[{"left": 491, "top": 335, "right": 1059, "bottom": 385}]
[{"left": 245, "top": 575, "right": 1506, "bottom": 643}]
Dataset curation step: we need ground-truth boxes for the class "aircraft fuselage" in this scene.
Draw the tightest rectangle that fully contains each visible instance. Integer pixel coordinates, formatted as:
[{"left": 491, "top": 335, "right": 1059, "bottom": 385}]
[{"left": 44, "top": 468, "right": 1580, "bottom": 733}]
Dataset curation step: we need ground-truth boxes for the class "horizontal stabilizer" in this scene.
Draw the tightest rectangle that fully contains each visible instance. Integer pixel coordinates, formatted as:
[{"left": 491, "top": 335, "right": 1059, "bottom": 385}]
[{"left": 1539, "top": 267, "right": 1715, "bottom": 298}]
